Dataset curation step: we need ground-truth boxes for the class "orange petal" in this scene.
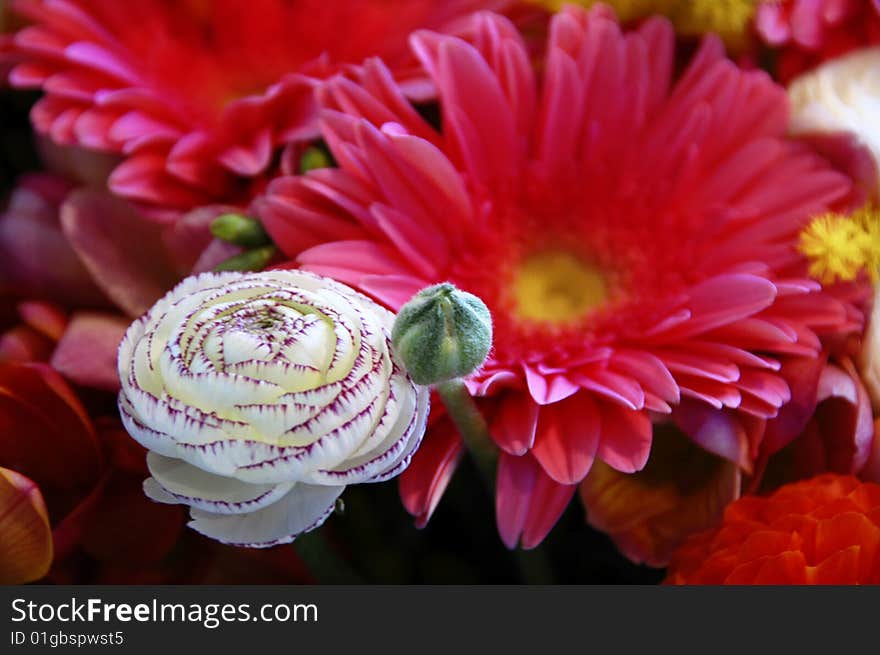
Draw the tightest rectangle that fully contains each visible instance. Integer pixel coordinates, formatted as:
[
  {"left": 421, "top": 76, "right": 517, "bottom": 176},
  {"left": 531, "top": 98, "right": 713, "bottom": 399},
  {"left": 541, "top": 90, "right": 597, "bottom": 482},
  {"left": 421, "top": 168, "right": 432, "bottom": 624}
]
[
  {"left": 17, "top": 301, "right": 67, "bottom": 341},
  {"left": 810, "top": 546, "right": 862, "bottom": 584},
  {"left": 813, "top": 512, "right": 880, "bottom": 578},
  {"left": 725, "top": 551, "right": 808, "bottom": 584},
  {"left": 0, "top": 467, "right": 53, "bottom": 584},
  {"left": 580, "top": 425, "right": 741, "bottom": 567},
  {"left": 738, "top": 530, "right": 801, "bottom": 561},
  {"left": 752, "top": 551, "right": 809, "bottom": 584}
]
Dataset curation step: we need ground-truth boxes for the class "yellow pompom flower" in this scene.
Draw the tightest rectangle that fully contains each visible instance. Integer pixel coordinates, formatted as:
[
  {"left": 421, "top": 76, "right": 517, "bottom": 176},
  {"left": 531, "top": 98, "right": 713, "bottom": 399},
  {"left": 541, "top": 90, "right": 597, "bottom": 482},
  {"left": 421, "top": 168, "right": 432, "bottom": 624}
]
[
  {"left": 531, "top": 0, "right": 759, "bottom": 50},
  {"left": 799, "top": 206, "right": 880, "bottom": 284}
]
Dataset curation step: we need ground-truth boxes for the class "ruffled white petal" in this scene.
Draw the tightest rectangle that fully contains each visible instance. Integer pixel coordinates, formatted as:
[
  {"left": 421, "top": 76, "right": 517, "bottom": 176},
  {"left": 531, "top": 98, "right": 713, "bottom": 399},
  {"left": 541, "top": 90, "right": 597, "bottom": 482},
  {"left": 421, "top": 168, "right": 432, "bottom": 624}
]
[
  {"left": 187, "top": 483, "right": 345, "bottom": 548},
  {"left": 117, "top": 269, "right": 430, "bottom": 547},
  {"left": 144, "top": 452, "right": 295, "bottom": 515}
]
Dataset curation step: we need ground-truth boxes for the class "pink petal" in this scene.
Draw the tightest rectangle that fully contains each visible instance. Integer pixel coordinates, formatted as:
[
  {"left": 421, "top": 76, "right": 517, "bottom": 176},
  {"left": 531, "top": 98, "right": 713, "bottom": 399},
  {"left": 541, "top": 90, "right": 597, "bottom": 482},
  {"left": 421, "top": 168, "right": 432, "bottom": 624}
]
[
  {"left": 495, "top": 451, "right": 538, "bottom": 549},
  {"left": 298, "top": 240, "right": 416, "bottom": 278},
  {"left": 410, "top": 29, "right": 519, "bottom": 189},
  {"left": 357, "top": 274, "right": 428, "bottom": 310},
  {"left": 610, "top": 350, "right": 679, "bottom": 404},
  {"left": 523, "top": 364, "right": 579, "bottom": 405},
  {"left": 597, "top": 404, "right": 653, "bottom": 474},
  {"left": 217, "top": 128, "right": 273, "bottom": 176},
  {"left": 531, "top": 393, "right": 600, "bottom": 485},
  {"left": 657, "top": 275, "right": 778, "bottom": 339},
  {"left": 59, "top": 189, "right": 180, "bottom": 316},
  {"left": 570, "top": 367, "right": 646, "bottom": 410},
  {"left": 109, "top": 153, "right": 208, "bottom": 209},
  {"left": 50, "top": 312, "right": 129, "bottom": 392},
  {"left": 0, "top": 177, "right": 107, "bottom": 307},
  {"left": 190, "top": 240, "right": 243, "bottom": 274},
  {"left": 257, "top": 192, "right": 365, "bottom": 258},
  {"left": 521, "top": 469, "right": 576, "bottom": 549},
  {"left": 755, "top": 3, "right": 792, "bottom": 44},
  {"left": 673, "top": 401, "right": 752, "bottom": 472},
  {"left": 762, "top": 355, "right": 827, "bottom": 456},
  {"left": 490, "top": 392, "right": 539, "bottom": 456},
  {"left": 161, "top": 204, "right": 239, "bottom": 275}
]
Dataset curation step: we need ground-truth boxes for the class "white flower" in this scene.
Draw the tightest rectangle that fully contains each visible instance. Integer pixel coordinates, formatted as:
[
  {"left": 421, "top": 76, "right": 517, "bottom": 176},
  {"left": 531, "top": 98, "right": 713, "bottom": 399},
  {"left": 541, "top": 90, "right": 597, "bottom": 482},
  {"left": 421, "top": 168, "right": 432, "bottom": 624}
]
[
  {"left": 788, "top": 47, "right": 880, "bottom": 181},
  {"left": 862, "top": 287, "right": 880, "bottom": 413},
  {"left": 117, "top": 270, "right": 429, "bottom": 547}
]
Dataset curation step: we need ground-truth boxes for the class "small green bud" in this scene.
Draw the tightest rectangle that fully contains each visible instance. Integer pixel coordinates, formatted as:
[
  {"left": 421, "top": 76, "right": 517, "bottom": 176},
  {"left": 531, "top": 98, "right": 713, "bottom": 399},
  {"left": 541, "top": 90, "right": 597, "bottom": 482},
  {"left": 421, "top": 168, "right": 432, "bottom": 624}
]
[
  {"left": 213, "top": 245, "right": 278, "bottom": 272},
  {"left": 299, "top": 146, "right": 332, "bottom": 173},
  {"left": 392, "top": 283, "right": 492, "bottom": 386},
  {"left": 210, "top": 213, "right": 270, "bottom": 248}
]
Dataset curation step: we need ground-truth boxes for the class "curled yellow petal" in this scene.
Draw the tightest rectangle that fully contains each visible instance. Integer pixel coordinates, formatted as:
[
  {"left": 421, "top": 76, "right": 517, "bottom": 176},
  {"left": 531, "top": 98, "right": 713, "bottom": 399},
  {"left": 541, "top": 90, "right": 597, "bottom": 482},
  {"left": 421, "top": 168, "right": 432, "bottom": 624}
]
[{"left": 0, "top": 467, "right": 53, "bottom": 584}]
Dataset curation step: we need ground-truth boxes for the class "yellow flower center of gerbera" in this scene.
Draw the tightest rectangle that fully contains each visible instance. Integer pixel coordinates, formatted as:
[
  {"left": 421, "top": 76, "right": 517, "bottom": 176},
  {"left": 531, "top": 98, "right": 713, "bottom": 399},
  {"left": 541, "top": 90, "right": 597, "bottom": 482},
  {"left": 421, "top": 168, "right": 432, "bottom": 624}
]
[
  {"left": 799, "top": 206, "right": 880, "bottom": 283},
  {"left": 531, "top": 0, "right": 759, "bottom": 50},
  {"left": 513, "top": 251, "right": 609, "bottom": 325}
]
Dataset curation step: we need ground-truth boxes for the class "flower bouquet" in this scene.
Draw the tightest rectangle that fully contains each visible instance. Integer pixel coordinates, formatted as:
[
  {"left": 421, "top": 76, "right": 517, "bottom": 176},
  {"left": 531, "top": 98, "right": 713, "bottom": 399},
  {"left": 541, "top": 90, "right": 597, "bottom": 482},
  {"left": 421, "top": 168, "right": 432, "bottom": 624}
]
[{"left": 1, "top": 0, "right": 879, "bottom": 586}]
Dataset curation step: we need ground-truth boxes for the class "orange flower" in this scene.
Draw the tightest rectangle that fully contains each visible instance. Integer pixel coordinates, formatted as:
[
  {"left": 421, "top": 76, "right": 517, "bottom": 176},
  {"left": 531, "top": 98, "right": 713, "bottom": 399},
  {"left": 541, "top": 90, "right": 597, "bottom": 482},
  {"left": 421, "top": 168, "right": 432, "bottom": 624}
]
[{"left": 666, "top": 474, "right": 880, "bottom": 584}]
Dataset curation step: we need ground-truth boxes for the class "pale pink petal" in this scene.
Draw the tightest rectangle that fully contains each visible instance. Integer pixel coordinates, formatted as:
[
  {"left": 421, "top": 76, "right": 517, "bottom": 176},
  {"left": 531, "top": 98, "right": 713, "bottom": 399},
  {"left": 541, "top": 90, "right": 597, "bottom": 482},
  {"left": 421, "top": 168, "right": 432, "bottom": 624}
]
[
  {"left": 50, "top": 311, "right": 129, "bottom": 392},
  {"left": 59, "top": 189, "right": 180, "bottom": 316}
]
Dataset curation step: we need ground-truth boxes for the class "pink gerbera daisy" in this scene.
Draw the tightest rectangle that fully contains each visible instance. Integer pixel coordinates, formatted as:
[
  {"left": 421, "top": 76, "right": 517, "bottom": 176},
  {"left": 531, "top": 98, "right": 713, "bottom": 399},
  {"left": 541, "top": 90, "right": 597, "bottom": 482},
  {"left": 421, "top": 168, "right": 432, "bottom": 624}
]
[
  {"left": 5, "top": 0, "right": 503, "bottom": 217},
  {"left": 258, "top": 5, "right": 866, "bottom": 548}
]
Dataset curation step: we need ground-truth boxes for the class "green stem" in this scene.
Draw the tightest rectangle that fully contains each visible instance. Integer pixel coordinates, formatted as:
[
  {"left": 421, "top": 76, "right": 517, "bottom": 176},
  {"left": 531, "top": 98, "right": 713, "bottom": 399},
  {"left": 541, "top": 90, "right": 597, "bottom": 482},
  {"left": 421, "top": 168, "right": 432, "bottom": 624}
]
[
  {"left": 292, "top": 529, "right": 364, "bottom": 584},
  {"left": 437, "top": 379, "right": 556, "bottom": 585},
  {"left": 435, "top": 379, "right": 498, "bottom": 490},
  {"left": 514, "top": 546, "right": 556, "bottom": 585}
]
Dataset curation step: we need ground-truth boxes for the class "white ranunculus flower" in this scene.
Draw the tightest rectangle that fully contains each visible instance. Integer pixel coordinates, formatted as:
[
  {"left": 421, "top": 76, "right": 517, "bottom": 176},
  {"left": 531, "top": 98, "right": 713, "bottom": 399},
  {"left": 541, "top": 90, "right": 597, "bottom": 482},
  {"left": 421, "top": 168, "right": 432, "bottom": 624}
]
[
  {"left": 863, "top": 288, "right": 880, "bottom": 413},
  {"left": 117, "top": 270, "right": 430, "bottom": 547},
  {"left": 788, "top": 47, "right": 880, "bottom": 178}
]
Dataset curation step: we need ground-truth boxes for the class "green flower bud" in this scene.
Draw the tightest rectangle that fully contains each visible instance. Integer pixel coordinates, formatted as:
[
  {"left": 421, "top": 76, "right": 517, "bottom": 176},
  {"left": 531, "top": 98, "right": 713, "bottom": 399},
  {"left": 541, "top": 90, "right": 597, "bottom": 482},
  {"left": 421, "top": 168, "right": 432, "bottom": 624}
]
[
  {"left": 210, "top": 213, "right": 270, "bottom": 248},
  {"left": 299, "top": 145, "right": 333, "bottom": 173},
  {"left": 213, "top": 245, "right": 278, "bottom": 272},
  {"left": 392, "top": 283, "right": 492, "bottom": 386}
]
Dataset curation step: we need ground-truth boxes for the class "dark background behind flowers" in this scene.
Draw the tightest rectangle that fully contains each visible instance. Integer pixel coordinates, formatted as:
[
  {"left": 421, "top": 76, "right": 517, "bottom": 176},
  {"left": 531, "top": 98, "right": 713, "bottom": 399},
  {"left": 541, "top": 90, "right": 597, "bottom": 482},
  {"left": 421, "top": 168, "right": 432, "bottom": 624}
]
[{"left": 0, "top": 87, "right": 660, "bottom": 583}]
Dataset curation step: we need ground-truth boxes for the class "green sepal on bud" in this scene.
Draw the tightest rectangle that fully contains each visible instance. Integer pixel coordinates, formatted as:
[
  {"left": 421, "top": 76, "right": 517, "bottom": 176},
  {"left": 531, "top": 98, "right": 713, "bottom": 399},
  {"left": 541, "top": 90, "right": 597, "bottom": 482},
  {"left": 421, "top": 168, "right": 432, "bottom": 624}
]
[
  {"left": 299, "top": 145, "right": 333, "bottom": 173},
  {"left": 213, "top": 245, "right": 278, "bottom": 272},
  {"left": 392, "top": 283, "right": 492, "bottom": 386},
  {"left": 210, "top": 213, "right": 271, "bottom": 249}
]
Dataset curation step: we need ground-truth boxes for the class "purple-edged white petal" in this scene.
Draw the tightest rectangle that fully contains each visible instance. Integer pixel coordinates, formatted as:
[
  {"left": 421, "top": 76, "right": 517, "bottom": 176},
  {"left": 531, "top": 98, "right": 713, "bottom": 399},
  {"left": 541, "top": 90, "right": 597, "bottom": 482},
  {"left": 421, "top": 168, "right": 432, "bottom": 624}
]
[
  {"left": 144, "top": 452, "right": 295, "bottom": 515},
  {"left": 187, "top": 483, "right": 345, "bottom": 548},
  {"left": 117, "top": 269, "right": 430, "bottom": 547}
]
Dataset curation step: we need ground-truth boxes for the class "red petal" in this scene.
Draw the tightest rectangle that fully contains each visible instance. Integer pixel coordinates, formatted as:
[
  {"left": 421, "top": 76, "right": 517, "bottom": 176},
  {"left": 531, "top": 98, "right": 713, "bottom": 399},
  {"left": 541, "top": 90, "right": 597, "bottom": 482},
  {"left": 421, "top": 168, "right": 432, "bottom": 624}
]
[
  {"left": 398, "top": 417, "right": 463, "bottom": 527},
  {"left": 80, "top": 471, "right": 185, "bottom": 565},
  {"left": 0, "top": 362, "right": 102, "bottom": 516}
]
